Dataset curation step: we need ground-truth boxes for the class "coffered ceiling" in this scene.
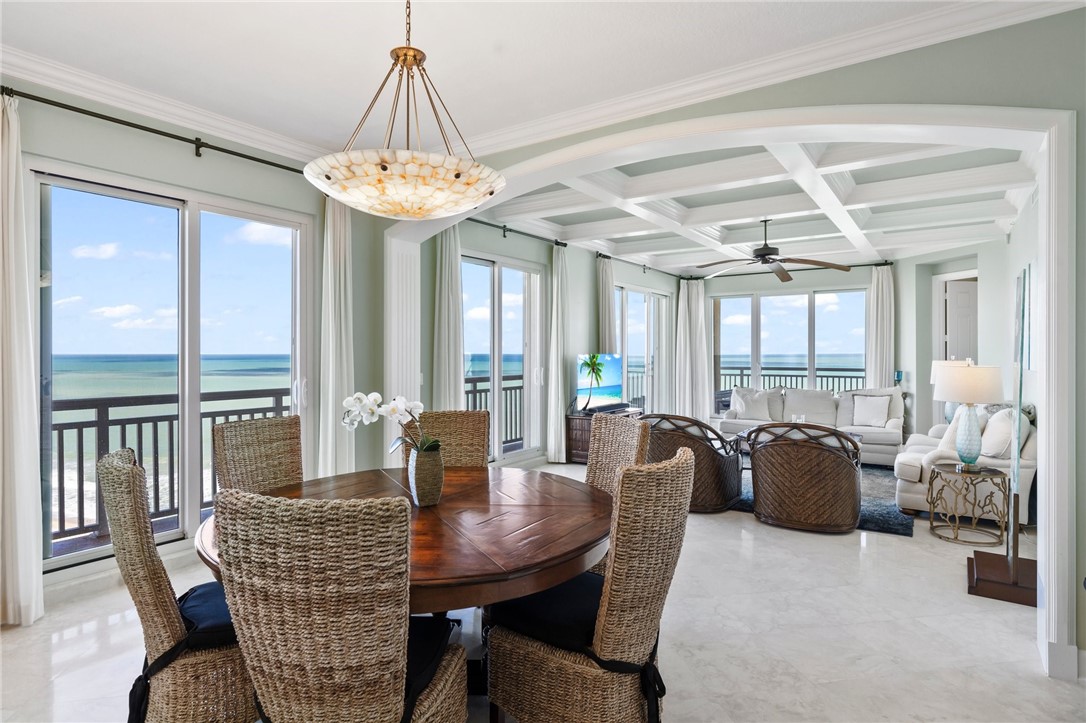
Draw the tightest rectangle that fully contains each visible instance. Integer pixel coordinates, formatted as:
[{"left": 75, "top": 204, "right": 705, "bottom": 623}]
[{"left": 2, "top": 1, "right": 1075, "bottom": 276}]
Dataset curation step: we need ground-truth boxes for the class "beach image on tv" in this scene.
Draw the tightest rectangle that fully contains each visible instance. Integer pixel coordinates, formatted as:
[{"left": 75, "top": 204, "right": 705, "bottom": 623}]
[{"left": 576, "top": 353, "right": 623, "bottom": 410}]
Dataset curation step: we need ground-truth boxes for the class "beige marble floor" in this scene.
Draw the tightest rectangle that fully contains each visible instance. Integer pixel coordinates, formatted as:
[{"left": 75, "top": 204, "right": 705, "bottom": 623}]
[{"left": 2, "top": 463, "right": 1083, "bottom": 722}]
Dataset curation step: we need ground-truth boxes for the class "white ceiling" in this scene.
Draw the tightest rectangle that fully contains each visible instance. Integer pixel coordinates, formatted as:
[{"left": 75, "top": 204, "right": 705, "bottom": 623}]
[{"left": 2, "top": 1, "right": 1077, "bottom": 278}]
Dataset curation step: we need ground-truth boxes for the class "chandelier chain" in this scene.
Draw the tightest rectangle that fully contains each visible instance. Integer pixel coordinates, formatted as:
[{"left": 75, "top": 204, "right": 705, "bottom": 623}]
[{"left": 406, "top": 0, "right": 411, "bottom": 46}]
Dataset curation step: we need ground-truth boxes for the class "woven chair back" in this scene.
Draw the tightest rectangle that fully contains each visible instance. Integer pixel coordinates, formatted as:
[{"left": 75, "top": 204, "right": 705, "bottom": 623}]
[
  {"left": 641, "top": 414, "right": 743, "bottom": 512},
  {"left": 212, "top": 414, "right": 302, "bottom": 494},
  {"left": 97, "top": 448, "right": 186, "bottom": 661},
  {"left": 584, "top": 413, "right": 650, "bottom": 498},
  {"left": 215, "top": 490, "right": 413, "bottom": 722},
  {"left": 401, "top": 409, "right": 490, "bottom": 467},
  {"left": 592, "top": 448, "right": 695, "bottom": 664},
  {"left": 748, "top": 423, "right": 861, "bottom": 532}
]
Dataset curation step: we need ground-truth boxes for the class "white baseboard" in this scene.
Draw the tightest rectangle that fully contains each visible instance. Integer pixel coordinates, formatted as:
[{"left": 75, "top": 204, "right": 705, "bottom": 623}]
[
  {"left": 44, "top": 540, "right": 201, "bottom": 608},
  {"left": 1077, "top": 647, "right": 1086, "bottom": 680},
  {"left": 1045, "top": 640, "right": 1080, "bottom": 681}
]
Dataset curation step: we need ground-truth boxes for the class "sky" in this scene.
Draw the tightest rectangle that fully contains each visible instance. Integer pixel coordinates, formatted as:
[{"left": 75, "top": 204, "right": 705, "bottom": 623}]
[
  {"left": 48, "top": 186, "right": 292, "bottom": 356},
  {"left": 718, "top": 290, "right": 865, "bottom": 365},
  {"left": 461, "top": 260, "right": 525, "bottom": 367}
]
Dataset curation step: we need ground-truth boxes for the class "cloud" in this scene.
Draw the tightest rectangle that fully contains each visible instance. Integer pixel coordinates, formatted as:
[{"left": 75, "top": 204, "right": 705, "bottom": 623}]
[
  {"left": 53, "top": 295, "right": 82, "bottom": 307},
  {"left": 722, "top": 313, "right": 750, "bottom": 326},
  {"left": 92, "top": 304, "right": 140, "bottom": 318},
  {"left": 763, "top": 295, "right": 807, "bottom": 309},
  {"left": 71, "top": 243, "right": 119, "bottom": 259},
  {"left": 201, "top": 317, "right": 225, "bottom": 328},
  {"left": 501, "top": 293, "right": 523, "bottom": 306},
  {"left": 761, "top": 331, "right": 770, "bottom": 339},
  {"left": 465, "top": 306, "right": 490, "bottom": 321},
  {"left": 133, "top": 250, "right": 174, "bottom": 261},
  {"left": 112, "top": 316, "right": 177, "bottom": 330},
  {"left": 815, "top": 294, "right": 839, "bottom": 306},
  {"left": 155, "top": 308, "right": 177, "bottom": 317},
  {"left": 505, "top": 311, "right": 517, "bottom": 320},
  {"left": 821, "top": 305, "right": 840, "bottom": 313},
  {"left": 230, "top": 222, "right": 292, "bottom": 248},
  {"left": 850, "top": 327, "right": 865, "bottom": 336}
]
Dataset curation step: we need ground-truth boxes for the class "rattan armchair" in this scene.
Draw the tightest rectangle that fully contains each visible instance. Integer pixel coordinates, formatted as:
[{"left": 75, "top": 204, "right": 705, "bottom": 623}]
[
  {"left": 212, "top": 414, "right": 302, "bottom": 494},
  {"left": 97, "top": 449, "right": 257, "bottom": 723},
  {"left": 747, "top": 422, "right": 862, "bottom": 533},
  {"left": 401, "top": 409, "right": 490, "bottom": 467},
  {"left": 215, "top": 490, "right": 467, "bottom": 723},
  {"left": 487, "top": 448, "right": 695, "bottom": 723},
  {"left": 641, "top": 413, "right": 742, "bottom": 512}
]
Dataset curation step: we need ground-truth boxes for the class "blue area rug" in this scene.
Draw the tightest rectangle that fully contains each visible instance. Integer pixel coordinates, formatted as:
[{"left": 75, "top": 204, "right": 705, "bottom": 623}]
[{"left": 733, "top": 461, "right": 914, "bottom": 537}]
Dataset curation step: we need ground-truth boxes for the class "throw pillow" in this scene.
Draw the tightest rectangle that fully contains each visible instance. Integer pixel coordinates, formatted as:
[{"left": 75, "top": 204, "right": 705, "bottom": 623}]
[
  {"left": 731, "top": 387, "right": 772, "bottom": 421},
  {"left": 852, "top": 395, "right": 891, "bottom": 427},
  {"left": 938, "top": 405, "right": 991, "bottom": 453},
  {"left": 765, "top": 386, "right": 786, "bottom": 421},
  {"left": 781, "top": 389, "right": 837, "bottom": 425},
  {"left": 980, "top": 408, "right": 1031, "bottom": 459}
]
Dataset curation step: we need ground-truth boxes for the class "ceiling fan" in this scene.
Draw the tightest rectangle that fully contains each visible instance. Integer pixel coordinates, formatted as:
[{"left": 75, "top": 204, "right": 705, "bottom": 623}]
[{"left": 698, "top": 219, "right": 851, "bottom": 282}]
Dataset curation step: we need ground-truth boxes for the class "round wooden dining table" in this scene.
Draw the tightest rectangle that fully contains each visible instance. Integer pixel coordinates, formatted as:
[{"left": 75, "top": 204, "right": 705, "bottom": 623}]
[{"left": 195, "top": 466, "right": 612, "bottom": 613}]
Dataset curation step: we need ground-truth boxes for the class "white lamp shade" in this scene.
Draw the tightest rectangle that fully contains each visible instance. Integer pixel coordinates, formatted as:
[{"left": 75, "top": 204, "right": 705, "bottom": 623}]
[
  {"left": 930, "top": 358, "right": 969, "bottom": 385},
  {"left": 932, "top": 364, "right": 1004, "bottom": 404}
]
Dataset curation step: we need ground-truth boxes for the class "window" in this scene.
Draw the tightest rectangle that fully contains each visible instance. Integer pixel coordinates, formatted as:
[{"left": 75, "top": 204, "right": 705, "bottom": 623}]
[
  {"left": 461, "top": 256, "right": 543, "bottom": 460},
  {"left": 38, "top": 175, "right": 306, "bottom": 565},
  {"left": 614, "top": 287, "right": 671, "bottom": 412},
  {"left": 711, "top": 289, "right": 866, "bottom": 412}
]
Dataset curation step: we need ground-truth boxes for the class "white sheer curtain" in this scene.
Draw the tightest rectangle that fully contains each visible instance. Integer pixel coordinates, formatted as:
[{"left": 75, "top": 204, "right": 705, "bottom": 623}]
[
  {"left": 317, "top": 199, "right": 356, "bottom": 477},
  {"left": 674, "top": 279, "right": 711, "bottom": 420},
  {"left": 596, "top": 255, "right": 617, "bottom": 354},
  {"left": 1, "top": 97, "right": 44, "bottom": 626},
  {"left": 545, "top": 245, "right": 569, "bottom": 462},
  {"left": 431, "top": 225, "right": 464, "bottom": 410},
  {"left": 866, "top": 265, "right": 896, "bottom": 387}
]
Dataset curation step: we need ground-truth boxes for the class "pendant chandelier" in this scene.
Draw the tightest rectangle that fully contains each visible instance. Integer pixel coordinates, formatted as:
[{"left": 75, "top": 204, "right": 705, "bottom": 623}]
[{"left": 303, "top": 0, "right": 505, "bottom": 220}]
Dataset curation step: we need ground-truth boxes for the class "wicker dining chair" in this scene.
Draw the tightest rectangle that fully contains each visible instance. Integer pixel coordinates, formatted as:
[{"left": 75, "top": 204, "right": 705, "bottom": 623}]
[
  {"left": 97, "top": 449, "right": 257, "bottom": 723},
  {"left": 487, "top": 448, "right": 695, "bottom": 723},
  {"left": 747, "top": 422, "right": 862, "bottom": 533},
  {"left": 401, "top": 410, "right": 490, "bottom": 467},
  {"left": 584, "top": 413, "right": 649, "bottom": 575},
  {"left": 212, "top": 414, "right": 302, "bottom": 494},
  {"left": 215, "top": 489, "right": 467, "bottom": 723},
  {"left": 641, "top": 413, "right": 743, "bottom": 513}
]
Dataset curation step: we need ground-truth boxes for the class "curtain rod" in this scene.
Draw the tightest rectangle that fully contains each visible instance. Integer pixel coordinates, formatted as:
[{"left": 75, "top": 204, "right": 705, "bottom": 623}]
[
  {"left": 465, "top": 217, "right": 567, "bottom": 247},
  {"left": 1, "top": 84, "right": 304, "bottom": 175}
]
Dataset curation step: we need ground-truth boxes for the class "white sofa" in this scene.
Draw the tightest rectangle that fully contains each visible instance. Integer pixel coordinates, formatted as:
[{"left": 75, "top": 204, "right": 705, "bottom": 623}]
[
  {"left": 717, "top": 385, "right": 905, "bottom": 466},
  {"left": 894, "top": 406, "right": 1037, "bottom": 526}
]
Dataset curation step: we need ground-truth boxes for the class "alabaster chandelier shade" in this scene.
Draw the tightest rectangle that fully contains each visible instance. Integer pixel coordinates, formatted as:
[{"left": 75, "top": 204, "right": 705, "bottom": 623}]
[{"left": 303, "top": 0, "right": 505, "bottom": 220}]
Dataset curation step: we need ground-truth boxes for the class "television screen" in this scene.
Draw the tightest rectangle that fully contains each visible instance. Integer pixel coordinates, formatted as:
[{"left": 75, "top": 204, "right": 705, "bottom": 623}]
[{"left": 575, "top": 354, "right": 623, "bottom": 411}]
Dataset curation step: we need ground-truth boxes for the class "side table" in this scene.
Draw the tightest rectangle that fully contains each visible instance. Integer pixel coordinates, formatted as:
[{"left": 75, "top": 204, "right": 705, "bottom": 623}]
[{"left": 926, "top": 463, "right": 1009, "bottom": 546}]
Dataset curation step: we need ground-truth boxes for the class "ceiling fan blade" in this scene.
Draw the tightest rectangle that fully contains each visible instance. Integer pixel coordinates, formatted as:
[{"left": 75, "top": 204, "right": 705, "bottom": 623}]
[
  {"left": 768, "top": 261, "right": 793, "bottom": 282},
  {"left": 702, "top": 260, "right": 757, "bottom": 279},
  {"left": 776, "top": 257, "right": 852, "bottom": 272},
  {"left": 696, "top": 257, "right": 754, "bottom": 270}
]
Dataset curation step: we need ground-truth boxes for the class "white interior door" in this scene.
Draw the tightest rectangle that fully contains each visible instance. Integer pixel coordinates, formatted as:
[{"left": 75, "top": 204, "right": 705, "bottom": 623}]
[{"left": 944, "top": 280, "right": 978, "bottom": 362}]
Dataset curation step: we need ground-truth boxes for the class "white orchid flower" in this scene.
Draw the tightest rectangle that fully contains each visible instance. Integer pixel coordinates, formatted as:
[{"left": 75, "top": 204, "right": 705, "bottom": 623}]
[
  {"left": 366, "top": 392, "right": 382, "bottom": 406},
  {"left": 341, "top": 409, "right": 362, "bottom": 430},
  {"left": 361, "top": 398, "right": 382, "bottom": 425},
  {"left": 406, "top": 400, "right": 424, "bottom": 417},
  {"left": 385, "top": 396, "right": 413, "bottom": 425}
]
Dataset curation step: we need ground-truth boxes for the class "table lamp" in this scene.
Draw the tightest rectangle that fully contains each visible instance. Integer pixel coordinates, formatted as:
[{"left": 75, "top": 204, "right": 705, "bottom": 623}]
[
  {"left": 932, "top": 363, "right": 1004, "bottom": 471},
  {"left": 930, "top": 359, "right": 969, "bottom": 423}
]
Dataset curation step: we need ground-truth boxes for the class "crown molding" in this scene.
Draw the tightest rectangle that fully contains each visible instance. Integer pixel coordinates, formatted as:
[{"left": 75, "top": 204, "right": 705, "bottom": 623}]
[
  {"left": 469, "top": 1, "right": 1081, "bottom": 157},
  {"left": 0, "top": 46, "right": 329, "bottom": 163}
]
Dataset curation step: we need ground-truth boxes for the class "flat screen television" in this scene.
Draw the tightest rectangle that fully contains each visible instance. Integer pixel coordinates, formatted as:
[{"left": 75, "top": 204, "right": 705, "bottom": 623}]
[{"left": 575, "top": 353, "right": 624, "bottom": 411}]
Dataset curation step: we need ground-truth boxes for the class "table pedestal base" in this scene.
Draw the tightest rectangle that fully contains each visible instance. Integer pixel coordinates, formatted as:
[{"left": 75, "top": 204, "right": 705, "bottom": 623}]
[{"left": 967, "top": 551, "right": 1037, "bottom": 607}]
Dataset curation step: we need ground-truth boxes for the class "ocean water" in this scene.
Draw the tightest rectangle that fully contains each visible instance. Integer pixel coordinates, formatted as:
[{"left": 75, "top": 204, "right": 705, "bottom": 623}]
[{"left": 717, "top": 353, "right": 864, "bottom": 369}]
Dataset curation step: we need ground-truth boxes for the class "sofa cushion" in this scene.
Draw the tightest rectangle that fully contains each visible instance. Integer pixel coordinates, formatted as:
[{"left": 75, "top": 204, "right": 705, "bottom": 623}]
[
  {"left": 980, "top": 408, "right": 1031, "bottom": 459},
  {"left": 782, "top": 389, "right": 836, "bottom": 425},
  {"left": 852, "top": 395, "right": 891, "bottom": 427},
  {"left": 731, "top": 387, "right": 772, "bottom": 421},
  {"left": 765, "top": 386, "right": 786, "bottom": 421},
  {"left": 839, "top": 425, "right": 902, "bottom": 447},
  {"left": 835, "top": 385, "right": 904, "bottom": 428},
  {"left": 894, "top": 451, "right": 924, "bottom": 483}
]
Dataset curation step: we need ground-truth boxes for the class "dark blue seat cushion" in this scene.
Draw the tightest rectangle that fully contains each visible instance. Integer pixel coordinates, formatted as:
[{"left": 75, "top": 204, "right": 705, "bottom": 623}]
[
  {"left": 402, "top": 615, "right": 455, "bottom": 723},
  {"left": 487, "top": 571, "right": 604, "bottom": 653},
  {"left": 176, "top": 581, "right": 236, "bottom": 650}
]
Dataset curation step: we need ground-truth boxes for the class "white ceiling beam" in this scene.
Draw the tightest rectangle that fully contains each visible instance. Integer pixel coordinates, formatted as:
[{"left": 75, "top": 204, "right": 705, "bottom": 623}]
[
  {"left": 609, "top": 236, "right": 703, "bottom": 255},
  {"left": 718, "top": 218, "right": 843, "bottom": 246},
  {"left": 863, "top": 198, "right": 1019, "bottom": 233},
  {"left": 622, "top": 152, "right": 790, "bottom": 203},
  {"left": 558, "top": 216, "right": 659, "bottom": 244},
  {"left": 765, "top": 143, "right": 883, "bottom": 262},
  {"left": 815, "top": 143, "right": 975, "bottom": 174},
  {"left": 681, "top": 192, "right": 820, "bottom": 228},
  {"left": 565, "top": 171, "right": 748, "bottom": 259},
  {"left": 868, "top": 222, "right": 1006, "bottom": 249},
  {"left": 844, "top": 162, "right": 1035, "bottom": 209},
  {"left": 489, "top": 188, "right": 607, "bottom": 223}
]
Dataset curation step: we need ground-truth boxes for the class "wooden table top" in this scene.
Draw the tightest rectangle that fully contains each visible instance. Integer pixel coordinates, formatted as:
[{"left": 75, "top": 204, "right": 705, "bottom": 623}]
[{"left": 196, "top": 466, "right": 612, "bottom": 613}]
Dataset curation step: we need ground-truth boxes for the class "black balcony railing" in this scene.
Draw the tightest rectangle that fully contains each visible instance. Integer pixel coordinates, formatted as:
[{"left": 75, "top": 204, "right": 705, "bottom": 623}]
[
  {"left": 47, "top": 387, "right": 289, "bottom": 555},
  {"left": 464, "top": 374, "right": 525, "bottom": 453},
  {"left": 714, "top": 365, "right": 867, "bottom": 413}
]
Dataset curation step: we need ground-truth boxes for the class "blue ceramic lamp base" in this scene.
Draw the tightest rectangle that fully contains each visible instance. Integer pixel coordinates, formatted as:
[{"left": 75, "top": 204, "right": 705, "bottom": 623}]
[{"left": 955, "top": 403, "right": 983, "bottom": 471}]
